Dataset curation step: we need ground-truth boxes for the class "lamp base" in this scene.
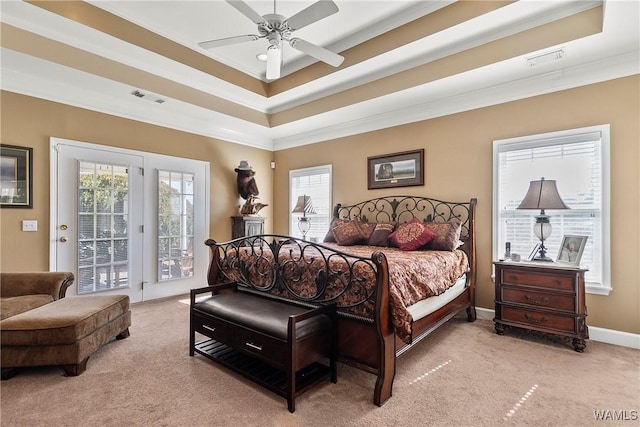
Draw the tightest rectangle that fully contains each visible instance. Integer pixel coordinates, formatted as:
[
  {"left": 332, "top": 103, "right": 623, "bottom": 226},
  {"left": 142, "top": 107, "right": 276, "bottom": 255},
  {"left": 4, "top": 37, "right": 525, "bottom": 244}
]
[{"left": 532, "top": 255, "right": 554, "bottom": 262}]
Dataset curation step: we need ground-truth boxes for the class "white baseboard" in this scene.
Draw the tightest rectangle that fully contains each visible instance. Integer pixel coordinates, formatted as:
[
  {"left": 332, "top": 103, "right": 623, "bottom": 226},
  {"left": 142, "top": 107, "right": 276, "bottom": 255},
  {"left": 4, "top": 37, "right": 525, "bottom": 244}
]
[{"left": 474, "top": 307, "right": 640, "bottom": 350}]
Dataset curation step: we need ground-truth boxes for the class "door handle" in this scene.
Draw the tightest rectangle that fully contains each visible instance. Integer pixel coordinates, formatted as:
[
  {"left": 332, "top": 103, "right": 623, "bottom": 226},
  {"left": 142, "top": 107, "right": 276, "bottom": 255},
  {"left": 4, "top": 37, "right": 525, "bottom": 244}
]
[{"left": 59, "top": 236, "right": 68, "bottom": 242}]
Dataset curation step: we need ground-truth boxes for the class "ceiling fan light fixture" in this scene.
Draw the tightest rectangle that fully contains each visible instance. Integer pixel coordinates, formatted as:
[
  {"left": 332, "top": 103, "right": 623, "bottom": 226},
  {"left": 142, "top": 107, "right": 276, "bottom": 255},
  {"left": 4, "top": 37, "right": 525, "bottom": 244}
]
[
  {"left": 266, "top": 45, "right": 282, "bottom": 79},
  {"left": 256, "top": 53, "right": 268, "bottom": 62},
  {"left": 200, "top": 0, "right": 343, "bottom": 77}
]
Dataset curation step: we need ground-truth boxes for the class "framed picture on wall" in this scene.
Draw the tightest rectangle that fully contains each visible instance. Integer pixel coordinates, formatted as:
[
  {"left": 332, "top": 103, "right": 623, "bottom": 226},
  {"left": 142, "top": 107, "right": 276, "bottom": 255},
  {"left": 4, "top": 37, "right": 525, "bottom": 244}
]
[
  {"left": 367, "top": 149, "right": 424, "bottom": 190},
  {"left": 556, "top": 235, "right": 588, "bottom": 266},
  {"left": 1, "top": 144, "right": 33, "bottom": 208}
]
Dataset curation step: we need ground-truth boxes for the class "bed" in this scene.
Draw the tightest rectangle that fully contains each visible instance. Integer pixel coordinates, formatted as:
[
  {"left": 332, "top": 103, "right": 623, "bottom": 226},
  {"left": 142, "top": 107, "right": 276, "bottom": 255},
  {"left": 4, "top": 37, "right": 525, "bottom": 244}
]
[{"left": 204, "top": 195, "right": 477, "bottom": 406}]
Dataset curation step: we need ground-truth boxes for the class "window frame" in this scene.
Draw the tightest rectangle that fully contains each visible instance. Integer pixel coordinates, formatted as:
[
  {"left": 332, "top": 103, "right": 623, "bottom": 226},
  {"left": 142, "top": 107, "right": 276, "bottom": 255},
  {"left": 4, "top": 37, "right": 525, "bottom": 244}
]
[
  {"left": 492, "top": 124, "right": 611, "bottom": 295},
  {"left": 289, "top": 164, "right": 332, "bottom": 241}
]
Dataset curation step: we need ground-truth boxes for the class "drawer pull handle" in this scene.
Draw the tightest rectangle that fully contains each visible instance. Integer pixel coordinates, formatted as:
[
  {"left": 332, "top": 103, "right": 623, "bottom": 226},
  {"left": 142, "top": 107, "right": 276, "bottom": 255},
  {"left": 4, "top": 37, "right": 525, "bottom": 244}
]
[
  {"left": 246, "top": 342, "right": 262, "bottom": 351},
  {"left": 525, "top": 295, "right": 549, "bottom": 305},
  {"left": 524, "top": 313, "right": 548, "bottom": 324},
  {"left": 202, "top": 325, "right": 216, "bottom": 332}
]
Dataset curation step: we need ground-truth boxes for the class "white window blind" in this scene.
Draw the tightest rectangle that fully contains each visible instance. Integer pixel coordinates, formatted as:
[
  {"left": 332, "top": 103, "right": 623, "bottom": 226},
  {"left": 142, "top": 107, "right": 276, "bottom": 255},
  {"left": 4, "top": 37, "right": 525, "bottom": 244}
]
[
  {"left": 493, "top": 125, "right": 610, "bottom": 294},
  {"left": 289, "top": 165, "right": 332, "bottom": 241}
]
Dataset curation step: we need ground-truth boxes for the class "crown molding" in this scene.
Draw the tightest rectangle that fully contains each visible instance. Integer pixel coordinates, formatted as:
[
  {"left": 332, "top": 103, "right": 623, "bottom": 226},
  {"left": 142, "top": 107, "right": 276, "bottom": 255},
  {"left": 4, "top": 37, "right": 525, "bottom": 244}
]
[{"left": 271, "top": 49, "right": 639, "bottom": 150}]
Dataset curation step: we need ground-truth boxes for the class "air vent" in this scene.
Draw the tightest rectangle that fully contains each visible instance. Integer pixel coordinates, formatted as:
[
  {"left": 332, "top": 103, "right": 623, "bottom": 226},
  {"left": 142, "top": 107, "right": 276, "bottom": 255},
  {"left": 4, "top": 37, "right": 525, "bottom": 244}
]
[
  {"left": 131, "top": 89, "right": 166, "bottom": 104},
  {"left": 526, "top": 49, "right": 565, "bottom": 67}
]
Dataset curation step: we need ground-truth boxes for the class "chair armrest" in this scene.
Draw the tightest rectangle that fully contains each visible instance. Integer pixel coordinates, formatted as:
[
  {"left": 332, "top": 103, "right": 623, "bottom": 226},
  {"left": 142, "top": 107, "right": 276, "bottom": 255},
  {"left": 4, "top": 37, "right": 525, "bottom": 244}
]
[
  {"left": 190, "top": 281, "right": 237, "bottom": 305},
  {"left": 0, "top": 272, "right": 74, "bottom": 300}
]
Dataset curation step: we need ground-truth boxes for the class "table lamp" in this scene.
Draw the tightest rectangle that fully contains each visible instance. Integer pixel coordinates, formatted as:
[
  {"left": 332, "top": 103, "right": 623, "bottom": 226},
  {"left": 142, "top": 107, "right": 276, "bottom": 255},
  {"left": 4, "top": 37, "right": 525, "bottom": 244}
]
[
  {"left": 517, "top": 177, "right": 569, "bottom": 261},
  {"left": 291, "top": 195, "right": 316, "bottom": 240}
]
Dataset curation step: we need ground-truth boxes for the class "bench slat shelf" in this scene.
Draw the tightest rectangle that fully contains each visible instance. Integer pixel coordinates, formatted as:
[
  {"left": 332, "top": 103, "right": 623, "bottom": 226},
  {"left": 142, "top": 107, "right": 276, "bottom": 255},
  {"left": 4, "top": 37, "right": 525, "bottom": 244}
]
[{"left": 194, "top": 339, "right": 332, "bottom": 398}]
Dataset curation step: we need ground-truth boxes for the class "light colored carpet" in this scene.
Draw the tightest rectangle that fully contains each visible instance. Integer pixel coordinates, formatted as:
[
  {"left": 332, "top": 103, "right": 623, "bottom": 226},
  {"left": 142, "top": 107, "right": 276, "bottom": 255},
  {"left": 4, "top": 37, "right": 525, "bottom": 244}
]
[{"left": 1, "top": 295, "right": 638, "bottom": 427}]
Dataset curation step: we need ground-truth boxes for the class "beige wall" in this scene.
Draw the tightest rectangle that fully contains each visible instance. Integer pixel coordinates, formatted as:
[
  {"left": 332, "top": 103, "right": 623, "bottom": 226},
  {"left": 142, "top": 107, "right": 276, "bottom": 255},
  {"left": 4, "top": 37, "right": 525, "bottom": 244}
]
[
  {"left": 0, "top": 91, "right": 273, "bottom": 272},
  {"left": 2, "top": 76, "right": 638, "bottom": 334},
  {"left": 273, "top": 75, "right": 640, "bottom": 334}
]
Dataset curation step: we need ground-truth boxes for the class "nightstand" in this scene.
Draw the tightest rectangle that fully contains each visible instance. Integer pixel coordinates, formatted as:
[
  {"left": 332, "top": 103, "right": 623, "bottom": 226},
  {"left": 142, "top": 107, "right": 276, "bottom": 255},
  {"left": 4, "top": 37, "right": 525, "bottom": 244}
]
[
  {"left": 493, "top": 261, "right": 589, "bottom": 352},
  {"left": 231, "top": 215, "right": 265, "bottom": 239}
]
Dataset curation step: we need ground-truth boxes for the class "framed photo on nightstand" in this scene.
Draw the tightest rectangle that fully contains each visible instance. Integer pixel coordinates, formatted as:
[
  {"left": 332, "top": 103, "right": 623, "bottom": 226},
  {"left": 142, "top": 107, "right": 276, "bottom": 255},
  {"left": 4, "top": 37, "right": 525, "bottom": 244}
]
[{"left": 556, "top": 235, "right": 588, "bottom": 265}]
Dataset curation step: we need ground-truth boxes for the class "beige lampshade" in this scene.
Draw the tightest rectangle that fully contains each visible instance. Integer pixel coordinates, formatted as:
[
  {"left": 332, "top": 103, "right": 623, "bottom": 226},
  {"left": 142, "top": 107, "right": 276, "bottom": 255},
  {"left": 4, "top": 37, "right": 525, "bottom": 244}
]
[
  {"left": 292, "top": 195, "right": 316, "bottom": 215},
  {"left": 517, "top": 178, "right": 569, "bottom": 210}
]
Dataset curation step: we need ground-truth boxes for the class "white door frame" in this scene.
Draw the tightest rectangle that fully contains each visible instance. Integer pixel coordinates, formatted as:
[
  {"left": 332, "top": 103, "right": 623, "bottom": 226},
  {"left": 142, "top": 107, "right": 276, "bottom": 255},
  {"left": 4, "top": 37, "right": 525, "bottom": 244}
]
[{"left": 50, "top": 137, "right": 210, "bottom": 301}]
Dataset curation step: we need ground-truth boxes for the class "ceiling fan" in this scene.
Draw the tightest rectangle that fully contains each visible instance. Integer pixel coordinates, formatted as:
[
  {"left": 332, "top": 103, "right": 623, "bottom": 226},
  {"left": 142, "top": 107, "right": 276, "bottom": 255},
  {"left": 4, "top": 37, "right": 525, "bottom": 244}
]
[{"left": 198, "top": 0, "right": 345, "bottom": 79}]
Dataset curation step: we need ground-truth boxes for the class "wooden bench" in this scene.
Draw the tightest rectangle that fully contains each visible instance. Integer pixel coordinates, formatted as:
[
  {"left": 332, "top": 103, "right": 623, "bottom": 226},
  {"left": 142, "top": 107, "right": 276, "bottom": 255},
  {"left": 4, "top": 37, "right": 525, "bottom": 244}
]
[{"left": 189, "top": 281, "right": 337, "bottom": 413}]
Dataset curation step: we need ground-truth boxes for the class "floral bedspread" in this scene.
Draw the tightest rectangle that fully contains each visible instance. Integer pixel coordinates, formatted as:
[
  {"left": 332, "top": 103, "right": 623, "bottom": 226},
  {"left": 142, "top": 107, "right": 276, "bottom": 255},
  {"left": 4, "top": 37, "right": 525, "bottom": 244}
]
[{"left": 324, "top": 244, "right": 469, "bottom": 343}]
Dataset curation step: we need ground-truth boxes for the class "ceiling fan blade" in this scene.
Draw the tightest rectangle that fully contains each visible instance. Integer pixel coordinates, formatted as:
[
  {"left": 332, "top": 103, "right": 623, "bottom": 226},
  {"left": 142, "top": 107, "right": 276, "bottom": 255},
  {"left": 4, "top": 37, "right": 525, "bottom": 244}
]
[
  {"left": 266, "top": 46, "right": 282, "bottom": 80},
  {"left": 289, "top": 38, "right": 344, "bottom": 67},
  {"left": 199, "top": 34, "right": 259, "bottom": 49},
  {"left": 285, "top": 0, "right": 339, "bottom": 31},
  {"left": 226, "top": 0, "right": 265, "bottom": 25}
]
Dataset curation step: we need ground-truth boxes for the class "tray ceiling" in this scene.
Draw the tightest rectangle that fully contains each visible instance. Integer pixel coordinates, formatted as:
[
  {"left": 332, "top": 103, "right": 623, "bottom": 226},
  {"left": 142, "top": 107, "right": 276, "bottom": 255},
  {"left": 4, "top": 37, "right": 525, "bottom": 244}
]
[{"left": 1, "top": 0, "right": 638, "bottom": 150}]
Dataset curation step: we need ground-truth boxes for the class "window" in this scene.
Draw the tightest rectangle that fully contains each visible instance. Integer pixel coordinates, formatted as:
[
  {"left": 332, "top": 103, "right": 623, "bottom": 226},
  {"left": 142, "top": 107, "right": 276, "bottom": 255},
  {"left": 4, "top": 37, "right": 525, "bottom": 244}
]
[
  {"left": 493, "top": 125, "right": 610, "bottom": 295},
  {"left": 289, "top": 165, "right": 332, "bottom": 241},
  {"left": 157, "top": 170, "right": 194, "bottom": 281},
  {"left": 77, "top": 161, "right": 130, "bottom": 294}
]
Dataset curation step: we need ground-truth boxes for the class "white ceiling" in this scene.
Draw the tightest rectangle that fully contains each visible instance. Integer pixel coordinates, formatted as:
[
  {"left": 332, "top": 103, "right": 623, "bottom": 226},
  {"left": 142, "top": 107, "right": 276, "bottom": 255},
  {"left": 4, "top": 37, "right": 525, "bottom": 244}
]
[
  {"left": 1, "top": 0, "right": 638, "bottom": 151},
  {"left": 94, "top": 0, "right": 444, "bottom": 79}
]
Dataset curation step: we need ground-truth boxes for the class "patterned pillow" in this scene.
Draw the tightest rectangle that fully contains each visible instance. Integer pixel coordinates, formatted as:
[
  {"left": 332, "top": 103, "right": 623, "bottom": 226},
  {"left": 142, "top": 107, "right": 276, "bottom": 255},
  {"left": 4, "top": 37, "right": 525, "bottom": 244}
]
[
  {"left": 359, "top": 221, "right": 377, "bottom": 240},
  {"left": 367, "top": 222, "right": 396, "bottom": 247},
  {"left": 323, "top": 218, "right": 349, "bottom": 243},
  {"left": 423, "top": 221, "right": 462, "bottom": 251},
  {"left": 388, "top": 219, "right": 436, "bottom": 251},
  {"left": 332, "top": 220, "right": 369, "bottom": 246}
]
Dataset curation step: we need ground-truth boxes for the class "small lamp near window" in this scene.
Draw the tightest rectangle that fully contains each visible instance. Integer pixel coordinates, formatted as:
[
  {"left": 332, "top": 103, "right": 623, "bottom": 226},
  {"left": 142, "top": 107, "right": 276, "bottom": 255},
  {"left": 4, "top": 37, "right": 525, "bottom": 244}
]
[
  {"left": 517, "top": 177, "right": 569, "bottom": 261},
  {"left": 292, "top": 195, "right": 316, "bottom": 240}
]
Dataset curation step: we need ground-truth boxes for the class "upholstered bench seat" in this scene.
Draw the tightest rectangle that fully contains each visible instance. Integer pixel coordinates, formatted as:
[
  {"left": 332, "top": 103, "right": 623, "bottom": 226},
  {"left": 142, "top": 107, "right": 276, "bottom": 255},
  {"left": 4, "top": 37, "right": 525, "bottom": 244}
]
[
  {"left": 1, "top": 294, "right": 55, "bottom": 320},
  {"left": 1, "top": 295, "right": 131, "bottom": 379},
  {"left": 191, "top": 284, "right": 337, "bottom": 413}
]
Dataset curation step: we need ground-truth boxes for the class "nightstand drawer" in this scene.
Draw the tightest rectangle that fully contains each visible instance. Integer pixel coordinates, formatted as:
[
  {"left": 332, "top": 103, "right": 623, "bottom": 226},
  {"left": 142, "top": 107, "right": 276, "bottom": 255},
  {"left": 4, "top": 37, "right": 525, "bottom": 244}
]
[
  {"left": 502, "top": 288, "right": 575, "bottom": 312},
  {"left": 502, "top": 306, "right": 575, "bottom": 333},
  {"left": 500, "top": 269, "right": 574, "bottom": 291}
]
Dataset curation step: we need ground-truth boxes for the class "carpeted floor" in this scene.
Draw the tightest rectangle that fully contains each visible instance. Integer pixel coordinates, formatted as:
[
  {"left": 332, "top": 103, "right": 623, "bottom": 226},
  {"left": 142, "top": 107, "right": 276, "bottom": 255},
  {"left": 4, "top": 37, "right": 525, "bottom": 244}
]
[{"left": 1, "top": 295, "right": 638, "bottom": 427}]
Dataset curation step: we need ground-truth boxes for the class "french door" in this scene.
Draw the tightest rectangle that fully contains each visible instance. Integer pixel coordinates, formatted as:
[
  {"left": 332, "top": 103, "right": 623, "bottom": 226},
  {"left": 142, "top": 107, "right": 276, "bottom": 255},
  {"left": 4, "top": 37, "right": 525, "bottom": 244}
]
[{"left": 51, "top": 138, "right": 209, "bottom": 303}]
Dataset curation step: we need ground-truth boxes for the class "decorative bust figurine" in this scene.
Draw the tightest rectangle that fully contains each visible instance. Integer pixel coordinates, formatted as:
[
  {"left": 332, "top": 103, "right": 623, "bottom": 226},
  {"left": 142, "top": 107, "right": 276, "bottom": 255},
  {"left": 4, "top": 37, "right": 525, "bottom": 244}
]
[{"left": 234, "top": 160, "right": 267, "bottom": 215}]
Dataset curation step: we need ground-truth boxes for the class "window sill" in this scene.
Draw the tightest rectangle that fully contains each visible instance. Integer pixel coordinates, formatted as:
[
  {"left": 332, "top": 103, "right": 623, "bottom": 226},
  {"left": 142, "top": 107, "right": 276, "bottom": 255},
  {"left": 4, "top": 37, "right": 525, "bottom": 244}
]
[{"left": 586, "top": 284, "right": 612, "bottom": 296}]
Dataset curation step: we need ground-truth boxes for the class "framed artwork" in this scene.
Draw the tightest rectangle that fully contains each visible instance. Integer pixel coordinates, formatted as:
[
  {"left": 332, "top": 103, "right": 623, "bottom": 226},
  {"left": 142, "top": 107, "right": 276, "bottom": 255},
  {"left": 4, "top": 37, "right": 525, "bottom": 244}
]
[
  {"left": 1, "top": 144, "right": 33, "bottom": 208},
  {"left": 367, "top": 149, "right": 424, "bottom": 190},
  {"left": 556, "top": 235, "right": 588, "bottom": 265}
]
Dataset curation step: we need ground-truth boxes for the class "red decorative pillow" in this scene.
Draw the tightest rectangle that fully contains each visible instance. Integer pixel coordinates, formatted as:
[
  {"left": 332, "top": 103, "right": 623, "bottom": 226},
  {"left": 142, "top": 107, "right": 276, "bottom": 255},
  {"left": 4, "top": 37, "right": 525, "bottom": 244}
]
[
  {"left": 332, "top": 220, "right": 368, "bottom": 246},
  {"left": 367, "top": 222, "right": 396, "bottom": 247},
  {"left": 423, "top": 221, "right": 462, "bottom": 251},
  {"left": 389, "top": 219, "right": 436, "bottom": 251}
]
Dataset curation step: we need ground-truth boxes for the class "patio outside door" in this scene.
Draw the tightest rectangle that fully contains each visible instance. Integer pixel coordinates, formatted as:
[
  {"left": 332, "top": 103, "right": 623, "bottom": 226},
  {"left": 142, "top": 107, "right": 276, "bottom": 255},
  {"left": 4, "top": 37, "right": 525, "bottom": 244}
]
[
  {"left": 52, "top": 138, "right": 210, "bottom": 304},
  {"left": 53, "top": 142, "right": 144, "bottom": 303}
]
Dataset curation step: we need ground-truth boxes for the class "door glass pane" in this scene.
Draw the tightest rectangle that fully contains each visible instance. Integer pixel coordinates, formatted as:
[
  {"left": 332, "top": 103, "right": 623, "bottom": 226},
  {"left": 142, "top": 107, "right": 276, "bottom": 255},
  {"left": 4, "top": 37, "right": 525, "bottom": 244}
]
[
  {"left": 77, "top": 161, "right": 130, "bottom": 294},
  {"left": 158, "top": 170, "right": 194, "bottom": 281}
]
